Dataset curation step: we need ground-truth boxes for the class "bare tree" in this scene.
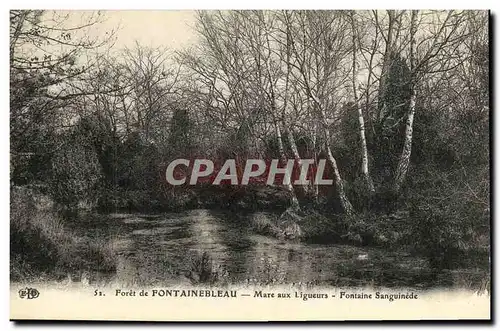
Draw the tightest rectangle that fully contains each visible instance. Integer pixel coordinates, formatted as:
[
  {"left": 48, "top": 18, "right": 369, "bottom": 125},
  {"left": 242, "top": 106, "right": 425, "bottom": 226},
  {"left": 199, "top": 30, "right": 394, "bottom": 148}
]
[
  {"left": 121, "top": 43, "right": 181, "bottom": 144},
  {"left": 283, "top": 11, "right": 355, "bottom": 215},
  {"left": 10, "top": 10, "right": 115, "bottom": 164},
  {"left": 350, "top": 11, "right": 375, "bottom": 193}
]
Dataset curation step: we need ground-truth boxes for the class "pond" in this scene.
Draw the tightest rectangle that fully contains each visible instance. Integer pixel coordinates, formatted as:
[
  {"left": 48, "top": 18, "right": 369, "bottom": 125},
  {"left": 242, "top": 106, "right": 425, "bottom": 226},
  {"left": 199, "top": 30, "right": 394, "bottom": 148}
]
[{"left": 66, "top": 209, "right": 477, "bottom": 289}]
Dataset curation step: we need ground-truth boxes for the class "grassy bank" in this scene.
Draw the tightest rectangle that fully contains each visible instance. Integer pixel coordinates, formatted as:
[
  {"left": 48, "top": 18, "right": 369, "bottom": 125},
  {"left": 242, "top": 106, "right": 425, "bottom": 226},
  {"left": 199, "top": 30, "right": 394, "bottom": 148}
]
[
  {"left": 10, "top": 186, "right": 116, "bottom": 282},
  {"left": 247, "top": 208, "right": 409, "bottom": 247},
  {"left": 247, "top": 204, "right": 489, "bottom": 280}
]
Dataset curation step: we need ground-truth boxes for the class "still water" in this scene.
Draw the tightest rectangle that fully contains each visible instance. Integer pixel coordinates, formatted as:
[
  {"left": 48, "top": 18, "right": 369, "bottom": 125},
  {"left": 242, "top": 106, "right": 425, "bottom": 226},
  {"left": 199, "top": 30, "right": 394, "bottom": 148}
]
[{"left": 67, "top": 209, "right": 462, "bottom": 289}]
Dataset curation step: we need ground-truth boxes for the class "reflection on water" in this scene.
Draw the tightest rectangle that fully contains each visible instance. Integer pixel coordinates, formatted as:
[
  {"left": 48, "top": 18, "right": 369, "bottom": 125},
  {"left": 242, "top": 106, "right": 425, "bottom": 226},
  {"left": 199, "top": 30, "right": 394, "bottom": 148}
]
[{"left": 67, "top": 209, "right": 457, "bottom": 289}]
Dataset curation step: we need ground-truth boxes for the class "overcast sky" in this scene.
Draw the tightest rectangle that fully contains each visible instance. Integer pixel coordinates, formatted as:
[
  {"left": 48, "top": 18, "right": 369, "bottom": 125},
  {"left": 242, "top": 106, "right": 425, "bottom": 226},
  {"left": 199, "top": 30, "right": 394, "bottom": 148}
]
[{"left": 88, "top": 10, "right": 198, "bottom": 51}]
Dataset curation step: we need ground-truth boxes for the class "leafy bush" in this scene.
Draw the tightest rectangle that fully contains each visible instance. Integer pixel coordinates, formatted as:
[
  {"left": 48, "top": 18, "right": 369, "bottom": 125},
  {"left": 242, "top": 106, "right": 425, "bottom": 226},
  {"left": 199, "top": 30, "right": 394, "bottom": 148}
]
[
  {"left": 408, "top": 170, "right": 489, "bottom": 270},
  {"left": 48, "top": 133, "right": 102, "bottom": 209},
  {"left": 345, "top": 177, "right": 374, "bottom": 211}
]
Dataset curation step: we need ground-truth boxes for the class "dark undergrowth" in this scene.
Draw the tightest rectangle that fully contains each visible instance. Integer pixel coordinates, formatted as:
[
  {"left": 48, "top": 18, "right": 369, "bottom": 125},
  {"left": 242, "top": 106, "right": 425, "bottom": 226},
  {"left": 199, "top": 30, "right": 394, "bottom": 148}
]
[
  {"left": 10, "top": 186, "right": 116, "bottom": 283},
  {"left": 96, "top": 184, "right": 291, "bottom": 213}
]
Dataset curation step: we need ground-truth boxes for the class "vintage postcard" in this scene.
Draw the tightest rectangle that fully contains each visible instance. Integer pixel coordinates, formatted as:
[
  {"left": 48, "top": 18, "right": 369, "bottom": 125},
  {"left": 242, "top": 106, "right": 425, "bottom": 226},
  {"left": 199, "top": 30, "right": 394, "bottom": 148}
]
[{"left": 10, "top": 9, "right": 490, "bottom": 321}]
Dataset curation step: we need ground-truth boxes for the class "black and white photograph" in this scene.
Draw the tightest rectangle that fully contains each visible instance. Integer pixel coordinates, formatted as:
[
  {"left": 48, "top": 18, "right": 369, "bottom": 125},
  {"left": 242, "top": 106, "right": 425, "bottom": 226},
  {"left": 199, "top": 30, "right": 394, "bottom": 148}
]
[{"left": 9, "top": 9, "right": 491, "bottom": 321}]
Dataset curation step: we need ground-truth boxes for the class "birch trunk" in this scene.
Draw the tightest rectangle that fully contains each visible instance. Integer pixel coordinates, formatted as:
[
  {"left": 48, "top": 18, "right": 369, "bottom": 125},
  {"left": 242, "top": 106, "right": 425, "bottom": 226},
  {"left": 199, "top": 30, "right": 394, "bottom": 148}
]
[
  {"left": 284, "top": 14, "right": 353, "bottom": 214},
  {"left": 351, "top": 11, "right": 375, "bottom": 193},
  {"left": 311, "top": 122, "right": 319, "bottom": 202},
  {"left": 287, "top": 129, "right": 301, "bottom": 167},
  {"left": 394, "top": 10, "right": 418, "bottom": 192},
  {"left": 313, "top": 101, "right": 354, "bottom": 215},
  {"left": 394, "top": 88, "right": 416, "bottom": 192},
  {"left": 286, "top": 128, "right": 310, "bottom": 196},
  {"left": 258, "top": 17, "right": 299, "bottom": 210},
  {"left": 356, "top": 103, "right": 375, "bottom": 193},
  {"left": 323, "top": 125, "right": 354, "bottom": 215},
  {"left": 377, "top": 10, "right": 395, "bottom": 124},
  {"left": 274, "top": 122, "right": 300, "bottom": 210}
]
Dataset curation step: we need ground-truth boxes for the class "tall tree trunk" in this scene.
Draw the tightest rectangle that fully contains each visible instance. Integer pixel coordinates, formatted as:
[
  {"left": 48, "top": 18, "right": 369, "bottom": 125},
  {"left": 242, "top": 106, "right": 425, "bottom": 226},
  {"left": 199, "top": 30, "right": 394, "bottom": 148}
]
[
  {"left": 274, "top": 121, "right": 300, "bottom": 210},
  {"left": 259, "top": 17, "right": 300, "bottom": 210},
  {"left": 313, "top": 102, "right": 354, "bottom": 215},
  {"left": 286, "top": 128, "right": 310, "bottom": 196},
  {"left": 351, "top": 11, "right": 375, "bottom": 193},
  {"left": 287, "top": 129, "right": 301, "bottom": 167},
  {"left": 377, "top": 10, "right": 395, "bottom": 124},
  {"left": 324, "top": 125, "right": 354, "bottom": 215},
  {"left": 356, "top": 99, "right": 375, "bottom": 193},
  {"left": 311, "top": 121, "right": 319, "bottom": 202},
  {"left": 285, "top": 13, "right": 354, "bottom": 215},
  {"left": 394, "top": 88, "right": 416, "bottom": 192},
  {"left": 394, "top": 10, "right": 418, "bottom": 192}
]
